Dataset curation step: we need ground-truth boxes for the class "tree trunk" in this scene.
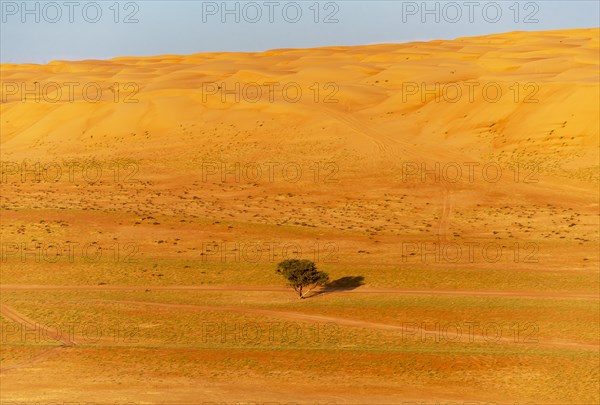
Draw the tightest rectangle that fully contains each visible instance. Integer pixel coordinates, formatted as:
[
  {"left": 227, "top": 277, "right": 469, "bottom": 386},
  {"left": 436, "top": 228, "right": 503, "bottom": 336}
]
[{"left": 298, "top": 285, "right": 304, "bottom": 299}]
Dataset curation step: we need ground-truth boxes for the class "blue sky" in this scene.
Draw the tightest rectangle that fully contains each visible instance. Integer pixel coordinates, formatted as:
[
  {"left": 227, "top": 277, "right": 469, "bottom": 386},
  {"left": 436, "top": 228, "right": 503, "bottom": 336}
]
[{"left": 1, "top": 0, "right": 599, "bottom": 63}]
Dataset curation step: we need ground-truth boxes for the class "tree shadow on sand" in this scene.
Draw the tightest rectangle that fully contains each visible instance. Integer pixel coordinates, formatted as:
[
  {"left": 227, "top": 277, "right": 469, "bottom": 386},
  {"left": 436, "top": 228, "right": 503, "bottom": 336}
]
[{"left": 308, "top": 276, "right": 365, "bottom": 298}]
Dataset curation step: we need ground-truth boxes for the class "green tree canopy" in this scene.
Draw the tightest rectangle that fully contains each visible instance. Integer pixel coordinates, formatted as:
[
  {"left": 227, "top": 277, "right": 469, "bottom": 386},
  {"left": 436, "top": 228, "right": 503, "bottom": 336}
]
[{"left": 276, "top": 259, "right": 329, "bottom": 299}]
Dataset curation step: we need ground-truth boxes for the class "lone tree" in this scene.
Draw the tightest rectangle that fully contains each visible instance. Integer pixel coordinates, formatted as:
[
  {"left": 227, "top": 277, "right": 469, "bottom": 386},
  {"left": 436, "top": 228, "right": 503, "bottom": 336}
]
[{"left": 276, "top": 259, "right": 329, "bottom": 299}]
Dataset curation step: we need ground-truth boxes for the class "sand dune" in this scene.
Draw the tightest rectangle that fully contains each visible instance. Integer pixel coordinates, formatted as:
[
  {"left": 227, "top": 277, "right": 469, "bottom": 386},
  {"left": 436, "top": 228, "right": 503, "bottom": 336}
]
[{"left": 1, "top": 30, "right": 598, "bottom": 178}]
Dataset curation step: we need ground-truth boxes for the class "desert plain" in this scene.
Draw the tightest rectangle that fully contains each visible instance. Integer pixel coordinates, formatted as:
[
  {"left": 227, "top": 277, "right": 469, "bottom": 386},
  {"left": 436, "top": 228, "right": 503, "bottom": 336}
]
[{"left": 0, "top": 28, "right": 599, "bottom": 404}]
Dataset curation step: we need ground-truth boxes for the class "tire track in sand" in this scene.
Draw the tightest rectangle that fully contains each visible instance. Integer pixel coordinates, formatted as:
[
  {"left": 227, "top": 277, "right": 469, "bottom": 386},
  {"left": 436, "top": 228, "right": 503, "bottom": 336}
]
[
  {"left": 91, "top": 298, "right": 600, "bottom": 352},
  {"left": 0, "top": 303, "right": 76, "bottom": 373}
]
